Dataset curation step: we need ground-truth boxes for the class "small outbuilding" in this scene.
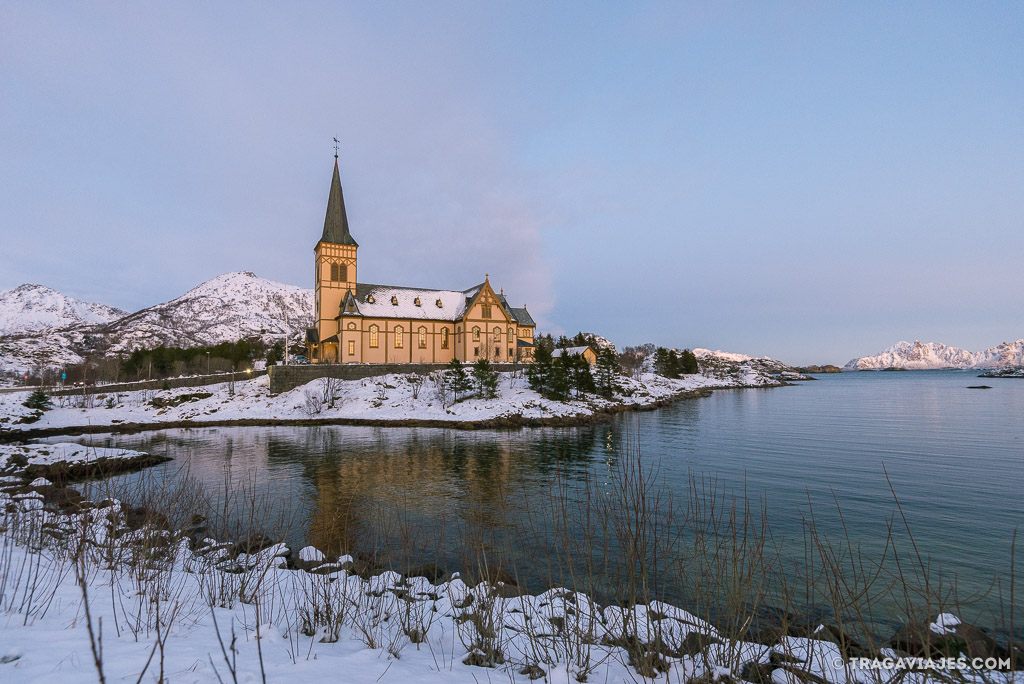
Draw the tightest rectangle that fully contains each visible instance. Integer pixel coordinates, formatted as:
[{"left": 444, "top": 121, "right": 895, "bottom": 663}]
[{"left": 552, "top": 345, "right": 598, "bottom": 364}]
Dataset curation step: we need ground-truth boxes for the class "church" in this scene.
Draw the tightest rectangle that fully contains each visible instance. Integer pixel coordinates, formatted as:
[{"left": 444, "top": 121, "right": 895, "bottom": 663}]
[{"left": 306, "top": 157, "right": 536, "bottom": 365}]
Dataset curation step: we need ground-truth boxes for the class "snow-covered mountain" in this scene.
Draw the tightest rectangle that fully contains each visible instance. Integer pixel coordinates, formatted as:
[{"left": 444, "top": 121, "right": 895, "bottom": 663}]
[
  {"left": 844, "top": 339, "right": 1024, "bottom": 370},
  {"left": 0, "top": 284, "right": 126, "bottom": 335},
  {"left": 0, "top": 272, "right": 313, "bottom": 376},
  {"left": 103, "top": 272, "right": 312, "bottom": 353}
]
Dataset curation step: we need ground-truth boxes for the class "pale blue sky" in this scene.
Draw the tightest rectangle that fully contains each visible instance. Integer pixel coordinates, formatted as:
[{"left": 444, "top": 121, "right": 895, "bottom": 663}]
[{"left": 1, "top": 2, "right": 1021, "bottom": 364}]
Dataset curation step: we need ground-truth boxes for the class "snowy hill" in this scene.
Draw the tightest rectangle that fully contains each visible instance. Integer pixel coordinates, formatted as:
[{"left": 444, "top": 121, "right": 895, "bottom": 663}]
[
  {"left": 0, "top": 272, "right": 313, "bottom": 377},
  {"left": 844, "top": 339, "right": 1024, "bottom": 370},
  {"left": 0, "top": 284, "right": 126, "bottom": 335},
  {"left": 103, "top": 271, "right": 312, "bottom": 353}
]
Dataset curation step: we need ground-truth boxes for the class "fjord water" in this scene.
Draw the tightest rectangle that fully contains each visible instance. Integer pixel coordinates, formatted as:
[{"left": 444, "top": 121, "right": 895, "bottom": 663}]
[{"left": 59, "top": 371, "right": 1023, "bottom": 626}]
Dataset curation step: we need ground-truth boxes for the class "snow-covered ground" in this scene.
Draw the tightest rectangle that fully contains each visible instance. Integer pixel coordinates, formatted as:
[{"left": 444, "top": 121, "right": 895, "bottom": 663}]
[
  {"left": 0, "top": 368, "right": 782, "bottom": 434},
  {"left": 0, "top": 442, "right": 148, "bottom": 473},
  {"left": 1, "top": 482, "right": 1010, "bottom": 683}
]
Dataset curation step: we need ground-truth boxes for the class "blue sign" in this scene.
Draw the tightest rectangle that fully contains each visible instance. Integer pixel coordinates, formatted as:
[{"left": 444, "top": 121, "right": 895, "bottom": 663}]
[{"left": 62, "top": 373, "right": 67, "bottom": 380}]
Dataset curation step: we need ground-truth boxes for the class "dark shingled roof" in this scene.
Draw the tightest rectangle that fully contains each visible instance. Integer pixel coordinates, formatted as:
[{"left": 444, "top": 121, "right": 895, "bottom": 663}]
[
  {"left": 497, "top": 293, "right": 535, "bottom": 327},
  {"left": 320, "top": 161, "right": 358, "bottom": 246}
]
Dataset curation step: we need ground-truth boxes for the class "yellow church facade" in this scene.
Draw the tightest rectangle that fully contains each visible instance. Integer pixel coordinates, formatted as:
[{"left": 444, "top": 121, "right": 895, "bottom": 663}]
[{"left": 307, "top": 159, "right": 536, "bottom": 365}]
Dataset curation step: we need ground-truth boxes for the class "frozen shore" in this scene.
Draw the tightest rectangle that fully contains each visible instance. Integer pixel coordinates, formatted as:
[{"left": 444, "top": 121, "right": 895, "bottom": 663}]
[{"left": 2, "top": 472, "right": 1017, "bottom": 684}]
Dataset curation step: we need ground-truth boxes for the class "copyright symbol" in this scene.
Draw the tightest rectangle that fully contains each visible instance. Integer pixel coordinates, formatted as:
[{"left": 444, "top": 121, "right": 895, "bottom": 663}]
[{"left": 831, "top": 657, "right": 846, "bottom": 668}]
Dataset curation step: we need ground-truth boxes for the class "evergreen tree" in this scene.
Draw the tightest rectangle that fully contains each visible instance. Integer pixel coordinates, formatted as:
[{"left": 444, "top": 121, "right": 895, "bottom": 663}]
[
  {"left": 666, "top": 350, "right": 682, "bottom": 379},
  {"left": 568, "top": 353, "right": 596, "bottom": 397},
  {"left": 547, "top": 355, "right": 571, "bottom": 400},
  {"left": 473, "top": 359, "right": 499, "bottom": 399},
  {"left": 445, "top": 359, "right": 473, "bottom": 403},
  {"left": 528, "top": 345, "right": 553, "bottom": 395},
  {"left": 22, "top": 389, "right": 52, "bottom": 411},
  {"left": 681, "top": 349, "right": 699, "bottom": 374},
  {"left": 595, "top": 348, "right": 618, "bottom": 397},
  {"left": 654, "top": 347, "right": 670, "bottom": 376}
]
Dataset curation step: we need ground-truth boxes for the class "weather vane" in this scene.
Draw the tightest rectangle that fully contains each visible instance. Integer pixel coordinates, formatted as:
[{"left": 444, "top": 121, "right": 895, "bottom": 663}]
[{"left": 333, "top": 137, "right": 340, "bottom": 159}]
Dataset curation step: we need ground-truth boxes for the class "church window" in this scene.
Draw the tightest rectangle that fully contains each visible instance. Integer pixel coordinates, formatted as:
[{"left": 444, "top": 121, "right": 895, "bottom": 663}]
[
  {"left": 493, "top": 327, "right": 501, "bottom": 344},
  {"left": 418, "top": 327, "right": 427, "bottom": 348},
  {"left": 414, "top": 297, "right": 421, "bottom": 307},
  {"left": 394, "top": 326, "right": 404, "bottom": 348},
  {"left": 472, "top": 327, "right": 480, "bottom": 342},
  {"left": 391, "top": 296, "right": 399, "bottom": 306},
  {"left": 509, "top": 347, "right": 513, "bottom": 358},
  {"left": 347, "top": 322, "right": 356, "bottom": 330},
  {"left": 441, "top": 328, "right": 449, "bottom": 349},
  {"left": 369, "top": 325, "right": 379, "bottom": 348},
  {"left": 481, "top": 305, "right": 492, "bottom": 319},
  {"left": 330, "top": 263, "right": 339, "bottom": 281},
  {"left": 473, "top": 346, "right": 479, "bottom": 357},
  {"left": 348, "top": 340, "right": 355, "bottom": 356}
]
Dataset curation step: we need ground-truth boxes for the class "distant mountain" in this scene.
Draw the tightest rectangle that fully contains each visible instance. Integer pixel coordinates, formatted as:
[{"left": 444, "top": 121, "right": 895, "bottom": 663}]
[
  {"left": 844, "top": 339, "right": 1024, "bottom": 370},
  {"left": 103, "top": 271, "right": 312, "bottom": 353},
  {"left": 0, "top": 284, "right": 126, "bottom": 335},
  {"left": 0, "top": 272, "right": 313, "bottom": 376}
]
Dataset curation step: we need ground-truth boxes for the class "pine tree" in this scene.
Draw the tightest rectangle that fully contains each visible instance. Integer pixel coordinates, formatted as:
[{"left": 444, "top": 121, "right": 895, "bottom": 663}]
[
  {"left": 681, "top": 349, "right": 699, "bottom": 374},
  {"left": 445, "top": 359, "right": 473, "bottom": 403},
  {"left": 666, "top": 350, "right": 682, "bottom": 379},
  {"left": 595, "top": 348, "right": 618, "bottom": 397},
  {"left": 23, "top": 389, "right": 52, "bottom": 411},
  {"left": 473, "top": 359, "right": 499, "bottom": 399},
  {"left": 654, "top": 347, "right": 670, "bottom": 376},
  {"left": 528, "top": 345, "right": 553, "bottom": 395},
  {"left": 569, "top": 353, "right": 596, "bottom": 397},
  {"left": 547, "top": 356, "right": 570, "bottom": 400}
]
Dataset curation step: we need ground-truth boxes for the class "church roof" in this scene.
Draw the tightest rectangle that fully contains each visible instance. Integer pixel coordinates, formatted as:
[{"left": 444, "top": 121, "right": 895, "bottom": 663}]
[
  {"left": 348, "top": 282, "right": 485, "bottom": 321},
  {"left": 496, "top": 292, "right": 535, "bottom": 327},
  {"left": 320, "top": 160, "right": 358, "bottom": 246}
]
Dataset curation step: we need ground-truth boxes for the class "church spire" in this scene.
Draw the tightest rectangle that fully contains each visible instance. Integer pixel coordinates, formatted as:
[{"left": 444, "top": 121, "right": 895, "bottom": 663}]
[{"left": 320, "top": 157, "right": 358, "bottom": 246}]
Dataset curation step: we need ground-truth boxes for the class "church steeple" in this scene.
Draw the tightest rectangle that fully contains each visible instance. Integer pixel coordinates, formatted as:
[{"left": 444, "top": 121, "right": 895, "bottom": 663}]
[{"left": 320, "top": 159, "right": 358, "bottom": 246}]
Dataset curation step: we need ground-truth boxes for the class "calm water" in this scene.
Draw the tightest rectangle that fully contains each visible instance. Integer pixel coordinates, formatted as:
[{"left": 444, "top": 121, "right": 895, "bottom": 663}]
[{"left": 49, "top": 371, "right": 1024, "bottom": 628}]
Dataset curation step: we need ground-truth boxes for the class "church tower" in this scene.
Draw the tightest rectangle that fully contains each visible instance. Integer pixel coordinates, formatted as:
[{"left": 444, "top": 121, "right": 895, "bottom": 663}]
[{"left": 313, "top": 156, "right": 358, "bottom": 361}]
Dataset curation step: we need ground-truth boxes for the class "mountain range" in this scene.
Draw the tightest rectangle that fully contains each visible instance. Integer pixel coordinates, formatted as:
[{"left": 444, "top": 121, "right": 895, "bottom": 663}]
[
  {"left": 0, "top": 272, "right": 312, "bottom": 376},
  {"left": 844, "top": 340, "right": 1024, "bottom": 370}
]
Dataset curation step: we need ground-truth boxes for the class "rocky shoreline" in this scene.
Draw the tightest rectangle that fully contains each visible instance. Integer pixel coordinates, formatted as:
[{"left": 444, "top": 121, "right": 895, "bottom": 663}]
[{"left": 2, "top": 470, "right": 1020, "bottom": 682}]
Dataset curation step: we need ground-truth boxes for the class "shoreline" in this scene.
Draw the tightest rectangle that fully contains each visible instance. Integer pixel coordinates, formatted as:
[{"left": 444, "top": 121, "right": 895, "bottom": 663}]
[
  {"left": 0, "top": 366, "right": 794, "bottom": 441},
  {"left": 1, "top": 386, "right": 722, "bottom": 441}
]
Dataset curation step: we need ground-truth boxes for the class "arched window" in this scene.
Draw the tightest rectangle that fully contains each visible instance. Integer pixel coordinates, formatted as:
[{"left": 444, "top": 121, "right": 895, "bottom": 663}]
[
  {"left": 329, "top": 263, "right": 339, "bottom": 281},
  {"left": 369, "top": 325, "right": 379, "bottom": 348},
  {"left": 440, "top": 328, "right": 449, "bottom": 349},
  {"left": 493, "top": 327, "right": 502, "bottom": 344},
  {"left": 418, "top": 326, "right": 427, "bottom": 349},
  {"left": 472, "top": 326, "right": 480, "bottom": 342},
  {"left": 394, "top": 326, "right": 404, "bottom": 348},
  {"left": 339, "top": 263, "right": 347, "bottom": 281}
]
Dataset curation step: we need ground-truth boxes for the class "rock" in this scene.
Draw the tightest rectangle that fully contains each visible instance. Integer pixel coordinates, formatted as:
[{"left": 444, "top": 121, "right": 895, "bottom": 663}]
[
  {"left": 123, "top": 506, "right": 170, "bottom": 530},
  {"left": 890, "top": 617, "right": 1008, "bottom": 661},
  {"left": 405, "top": 562, "right": 447, "bottom": 583},
  {"left": 741, "top": 662, "right": 777, "bottom": 684},
  {"left": 235, "top": 532, "right": 276, "bottom": 555},
  {"left": 966, "top": 385, "right": 992, "bottom": 389},
  {"left": 795, "top": 623, "right": 873, "bottom": 659}
]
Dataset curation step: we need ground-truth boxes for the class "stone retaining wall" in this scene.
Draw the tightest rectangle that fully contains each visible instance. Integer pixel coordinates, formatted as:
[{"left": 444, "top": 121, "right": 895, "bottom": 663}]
[
  {"left": 268, "top": 363, "right": 525, "bottom": 394},
  {"left": 42, "top": 370, "right": 267, "bottom": 398}
]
